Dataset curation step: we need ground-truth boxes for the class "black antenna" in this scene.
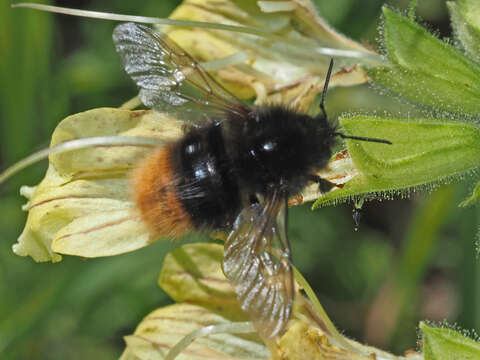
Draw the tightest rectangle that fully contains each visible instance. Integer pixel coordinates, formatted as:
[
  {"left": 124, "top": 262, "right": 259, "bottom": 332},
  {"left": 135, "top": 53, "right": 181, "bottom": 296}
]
[
  {"left": 320, "top": 59, "right": 392, "bottom": 145},
  {"left": 335, "top": 133, "right": 392, "bottom": 145},
  {"left": 320, "top": 58, "right": 334, "bottom": 121}
]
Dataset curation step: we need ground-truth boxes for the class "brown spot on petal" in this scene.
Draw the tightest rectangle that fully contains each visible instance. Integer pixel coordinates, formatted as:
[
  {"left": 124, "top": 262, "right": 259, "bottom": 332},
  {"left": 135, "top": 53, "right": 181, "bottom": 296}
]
[
  {"left": 336, "top": 65, "right": 357, "bottom": 75},
  {"left": 288, "top": 194, "right": 304, "bottom": 207},
  {"left": 130, "top": 110, "right": 150, "bottom": 118},
  {"left": 335, "top": 149, "right": 350, "bottom": 160}
]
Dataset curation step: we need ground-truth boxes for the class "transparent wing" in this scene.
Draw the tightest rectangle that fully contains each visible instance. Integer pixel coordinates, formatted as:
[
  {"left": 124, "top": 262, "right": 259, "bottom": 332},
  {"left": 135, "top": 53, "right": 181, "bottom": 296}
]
[
  {"left": 113, "top": 22, "right": 248, "bottom": 125},
  {"left": 223, "top": 187, "right": 294, "bottom": 339}
]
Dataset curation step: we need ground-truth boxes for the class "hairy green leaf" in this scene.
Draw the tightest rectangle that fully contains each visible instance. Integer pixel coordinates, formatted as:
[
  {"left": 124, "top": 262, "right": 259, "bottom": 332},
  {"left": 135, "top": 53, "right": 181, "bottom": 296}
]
[
  {"left": 448, "top": 0, "right": 480, "bottom": 61},
  {"left": 369, "top": 7, "right": 480, "bottom": 115},
  {"left": 314, "top": 116, "right": 480, "bottom": 208},
  {"left": 421, "top": 322, "right": 480, "bottom": 360}
]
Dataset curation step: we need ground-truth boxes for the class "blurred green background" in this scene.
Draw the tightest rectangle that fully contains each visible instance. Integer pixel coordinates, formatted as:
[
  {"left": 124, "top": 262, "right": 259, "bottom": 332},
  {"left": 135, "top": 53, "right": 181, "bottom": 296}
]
[{"left": 0, "top": 0, "right": 478, "bottom": 359}]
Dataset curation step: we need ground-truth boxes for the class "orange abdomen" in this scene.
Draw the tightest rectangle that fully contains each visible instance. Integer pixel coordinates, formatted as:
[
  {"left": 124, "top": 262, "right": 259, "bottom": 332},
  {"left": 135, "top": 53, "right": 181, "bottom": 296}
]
[{"left": 132, "top": 146, "right": 192, "bottom": 238}]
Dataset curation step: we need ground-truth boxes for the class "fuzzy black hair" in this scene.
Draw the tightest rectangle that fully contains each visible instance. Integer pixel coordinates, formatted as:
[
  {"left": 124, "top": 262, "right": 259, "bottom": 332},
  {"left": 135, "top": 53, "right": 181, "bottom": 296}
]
[{"left": 226, "top": 105, "right": 338, "bottom": 195}]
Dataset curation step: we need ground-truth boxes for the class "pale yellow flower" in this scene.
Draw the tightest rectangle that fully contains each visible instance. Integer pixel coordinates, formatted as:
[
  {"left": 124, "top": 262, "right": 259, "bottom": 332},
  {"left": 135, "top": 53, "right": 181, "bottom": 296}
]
[
  {"left": 12, "top": 108, "right": 182, "bottom": 262},
  {"left": 164, "top": 0, "right": 375, "bottom": 111}
]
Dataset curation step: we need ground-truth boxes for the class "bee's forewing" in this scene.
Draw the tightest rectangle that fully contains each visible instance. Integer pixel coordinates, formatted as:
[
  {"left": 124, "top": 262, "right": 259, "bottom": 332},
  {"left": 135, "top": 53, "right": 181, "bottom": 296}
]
[
  {"left": 223, "top": 187, "right": 294, "bottom": 339},
  {"left": 113, "top": 23, "right": 248, "bottom": 125}
]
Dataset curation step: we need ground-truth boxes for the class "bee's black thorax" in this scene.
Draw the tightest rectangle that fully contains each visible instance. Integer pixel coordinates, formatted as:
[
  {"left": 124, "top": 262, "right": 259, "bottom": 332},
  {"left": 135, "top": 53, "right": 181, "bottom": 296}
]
[
  {"left": 226, "top": 106, "right": 337, "bottom": 196},
  {"left": 171, "top": 105, "right": 337, "bottom": 230}
]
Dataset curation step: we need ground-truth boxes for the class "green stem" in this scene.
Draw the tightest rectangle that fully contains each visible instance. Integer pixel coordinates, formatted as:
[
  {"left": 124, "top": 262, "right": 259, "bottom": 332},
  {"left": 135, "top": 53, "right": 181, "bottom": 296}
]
[
  {"left": 387, "top": 186, "right": 454, "bottom": 346},
  {"left": 408, "top": 0, "right": 417, "bottom": 20},
  {"left": 292, "top": 266, "right": 359, "bottom": 352}
]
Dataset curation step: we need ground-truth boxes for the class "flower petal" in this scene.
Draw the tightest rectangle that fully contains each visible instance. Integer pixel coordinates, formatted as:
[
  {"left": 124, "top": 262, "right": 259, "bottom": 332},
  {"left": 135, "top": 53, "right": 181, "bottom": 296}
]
[
  {"left": 50, "top": 108, "right": 182, "bottom": 179},
  {"left": 52, "top": 208, "right": 153, "bottom": 257},
  {"left": 13, "top": 108, "right": 183, "bottom": 262},
  {"left": 120, "top": 304, "right": 268, "bottom": 360},
  {"left": 279, "top": 321, "right": 373, "bottom": 360},
  {"left": 164, "top": 0, "right": 373, "bottom": 107},
  {"left": 13, "top": 172, "right": 133, "bottom": 262},
  {"left": 159, "top": 243, "right": 241, "bottom": 317}
]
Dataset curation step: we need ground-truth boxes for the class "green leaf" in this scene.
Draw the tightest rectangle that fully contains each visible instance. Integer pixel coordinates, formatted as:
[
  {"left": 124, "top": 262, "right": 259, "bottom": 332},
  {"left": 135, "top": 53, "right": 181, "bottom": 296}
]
[
  {"left": 421, "top": 322, "right": 480, "bottom": 360},
  {"left": 313, "top": 115, "right": 480, "bottom": 208},
  {"left": 448, "top": 0, "right": 480, "bottom": 61},
  {"left": 367, "top": 65, "right": 480, "bottom": 115},
  {"left": 368, "top": 7, "right": 480, "bottom": 115}
]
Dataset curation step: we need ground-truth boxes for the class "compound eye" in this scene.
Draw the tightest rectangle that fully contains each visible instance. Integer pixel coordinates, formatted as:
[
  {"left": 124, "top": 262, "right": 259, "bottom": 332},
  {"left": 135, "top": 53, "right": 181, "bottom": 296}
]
[{"left": 262, "top": 141, "right": 276, "bottom": 152}]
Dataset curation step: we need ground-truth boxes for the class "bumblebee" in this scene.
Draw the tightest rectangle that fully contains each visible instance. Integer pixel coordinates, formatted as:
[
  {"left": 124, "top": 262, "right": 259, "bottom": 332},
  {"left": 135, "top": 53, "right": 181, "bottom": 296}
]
[{"left": 113, "top": 23, "right": 390, "bottom": 338}]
